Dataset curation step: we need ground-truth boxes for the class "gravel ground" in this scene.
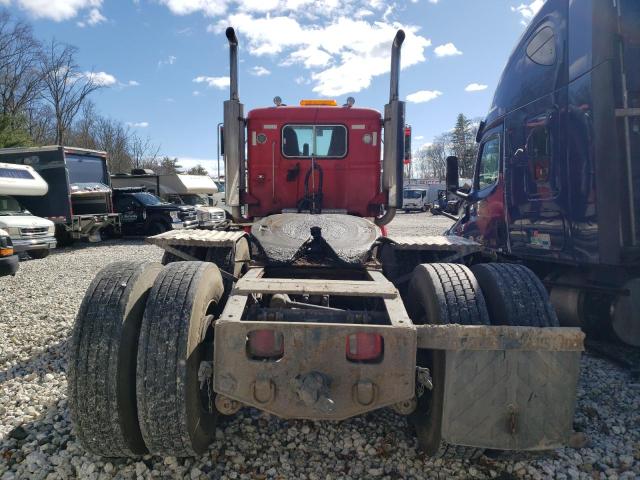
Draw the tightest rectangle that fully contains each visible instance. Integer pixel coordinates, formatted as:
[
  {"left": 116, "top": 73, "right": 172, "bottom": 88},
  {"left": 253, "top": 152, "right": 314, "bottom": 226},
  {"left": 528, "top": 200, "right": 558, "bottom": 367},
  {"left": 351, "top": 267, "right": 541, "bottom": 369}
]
[{"left": 0, "top": 213, "right": 639, "bottom": 479}]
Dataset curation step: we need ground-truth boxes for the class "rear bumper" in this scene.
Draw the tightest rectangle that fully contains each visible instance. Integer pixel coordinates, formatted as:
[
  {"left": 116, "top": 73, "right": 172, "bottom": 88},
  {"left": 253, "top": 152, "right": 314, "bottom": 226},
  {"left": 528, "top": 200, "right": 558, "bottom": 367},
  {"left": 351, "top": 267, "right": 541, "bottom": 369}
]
[
  {"left": 171, "top": 219, "right": 199, "bottom": 230},
  {"left": 0, "top": 254, "right": 19, "bottom": 276},
  {"left": 12, "top": 236, "right": 57, "bottom": 253},
  {"left": 70, "top": 214, "right": 121, "bottom": 238}
]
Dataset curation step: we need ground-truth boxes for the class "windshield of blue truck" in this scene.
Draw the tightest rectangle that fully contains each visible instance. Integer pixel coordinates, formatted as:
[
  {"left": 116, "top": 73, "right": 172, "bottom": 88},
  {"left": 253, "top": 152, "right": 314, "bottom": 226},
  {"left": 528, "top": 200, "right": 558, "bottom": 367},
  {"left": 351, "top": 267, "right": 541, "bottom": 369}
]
[
  {"left": 132, "top": 192, "right": 163, "bottom": 206},
  {"left": 65, "top": 155, "right": 108, "bottom": 185}
]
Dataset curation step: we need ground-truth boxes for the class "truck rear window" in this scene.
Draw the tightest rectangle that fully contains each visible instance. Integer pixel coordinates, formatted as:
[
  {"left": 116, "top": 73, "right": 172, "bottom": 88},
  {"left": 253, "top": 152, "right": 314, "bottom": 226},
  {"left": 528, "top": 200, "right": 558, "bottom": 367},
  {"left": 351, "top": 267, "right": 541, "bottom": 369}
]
[
  {"left": 282, "top": 125, "right": 347, "bottom": 158},
  {"left": 0, "top": 168, "right": 33, "bottom": 179}
]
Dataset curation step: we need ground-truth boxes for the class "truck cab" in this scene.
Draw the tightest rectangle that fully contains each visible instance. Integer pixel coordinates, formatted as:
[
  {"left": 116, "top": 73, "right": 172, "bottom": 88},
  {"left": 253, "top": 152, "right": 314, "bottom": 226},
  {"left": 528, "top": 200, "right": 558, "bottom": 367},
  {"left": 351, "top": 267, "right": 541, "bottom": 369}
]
[
  {"left": 112, "top": 188, "right": 199, "bottom": 236},
  {"left": 402, "top": 188, "right": 427, "bottom": 212},
  {"left": 448, "top": 0, "right": 640, "bottom": 345},
  {"left": 0, "top": 162, "right": 56, "bottom": 259}
]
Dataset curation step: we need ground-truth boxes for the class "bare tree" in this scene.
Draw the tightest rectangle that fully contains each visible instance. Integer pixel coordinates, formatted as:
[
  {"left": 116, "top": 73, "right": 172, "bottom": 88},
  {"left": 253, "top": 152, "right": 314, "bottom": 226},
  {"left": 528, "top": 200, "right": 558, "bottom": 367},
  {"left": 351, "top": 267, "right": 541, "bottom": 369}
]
[
  {"left": 24, "top": 103, "right": 56, "bottom": 145},
  {"left": 39, "top": 39, "right": 103, "bottom": 145},
  {"left": 130, "top": 133, "right": 161, "bottom": 169},
  {"left": 93, "top": 116, "right": 132, "bottom": 173},
  {"left": 0, "top": 11, "right": 43, "bottom": 117}
]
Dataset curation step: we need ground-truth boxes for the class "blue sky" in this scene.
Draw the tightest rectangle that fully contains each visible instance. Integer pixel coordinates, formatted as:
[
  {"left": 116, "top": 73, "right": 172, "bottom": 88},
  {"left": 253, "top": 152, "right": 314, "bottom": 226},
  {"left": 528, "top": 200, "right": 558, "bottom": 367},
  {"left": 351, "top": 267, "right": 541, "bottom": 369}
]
[{"left": 2, "top": 0, "right": 544, "bottom": 173}]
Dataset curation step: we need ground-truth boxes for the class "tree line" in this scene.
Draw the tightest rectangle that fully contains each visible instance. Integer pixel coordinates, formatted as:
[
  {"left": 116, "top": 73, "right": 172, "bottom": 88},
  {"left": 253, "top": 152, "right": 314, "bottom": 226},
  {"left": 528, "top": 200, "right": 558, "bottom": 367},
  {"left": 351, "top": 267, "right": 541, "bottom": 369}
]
[
  {"left": 411, "top": 113, "right": 481, "bottom": 181},
  {"left": 0, "top": 10, "right": 206, "bottom": 176}
]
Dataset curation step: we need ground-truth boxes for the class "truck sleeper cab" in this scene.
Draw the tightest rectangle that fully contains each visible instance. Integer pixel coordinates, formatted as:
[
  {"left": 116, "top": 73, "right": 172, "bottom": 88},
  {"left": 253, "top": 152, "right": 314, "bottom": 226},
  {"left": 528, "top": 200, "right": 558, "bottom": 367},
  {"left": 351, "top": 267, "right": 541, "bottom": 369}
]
[{"left": 448, "top": 0, "right": 640, "bottom": 346}]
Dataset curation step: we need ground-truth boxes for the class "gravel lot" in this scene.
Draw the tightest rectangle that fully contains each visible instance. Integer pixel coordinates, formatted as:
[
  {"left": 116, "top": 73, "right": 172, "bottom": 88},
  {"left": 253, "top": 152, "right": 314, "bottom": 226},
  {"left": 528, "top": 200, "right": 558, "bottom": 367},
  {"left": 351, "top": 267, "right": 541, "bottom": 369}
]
[{"left": 1, "top": 212, "right": 639, "bottom": 479}]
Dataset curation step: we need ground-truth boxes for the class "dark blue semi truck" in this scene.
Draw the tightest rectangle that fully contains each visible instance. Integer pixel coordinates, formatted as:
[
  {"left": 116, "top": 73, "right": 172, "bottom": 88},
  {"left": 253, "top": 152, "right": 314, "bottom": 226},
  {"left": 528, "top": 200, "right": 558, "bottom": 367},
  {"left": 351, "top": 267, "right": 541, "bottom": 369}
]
[{"left": 447, "top": 0, "right": 640, "bottom": 346}]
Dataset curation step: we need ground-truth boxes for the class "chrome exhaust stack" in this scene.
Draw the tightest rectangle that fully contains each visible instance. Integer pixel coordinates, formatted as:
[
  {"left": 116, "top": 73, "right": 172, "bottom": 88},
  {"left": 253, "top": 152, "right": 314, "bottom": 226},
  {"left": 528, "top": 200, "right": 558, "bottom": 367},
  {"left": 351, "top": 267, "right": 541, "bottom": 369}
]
[
  {"left": 224, "top": 27, "right": 245, "bottom": 221},
  {"left": 378, "top": 29, "right": 406, "bottom": 226}
]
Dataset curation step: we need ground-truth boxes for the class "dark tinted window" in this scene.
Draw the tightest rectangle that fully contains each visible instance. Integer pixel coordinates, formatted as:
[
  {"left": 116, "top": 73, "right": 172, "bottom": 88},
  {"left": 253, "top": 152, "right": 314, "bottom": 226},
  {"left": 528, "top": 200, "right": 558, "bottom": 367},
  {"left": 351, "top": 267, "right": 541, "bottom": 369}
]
[
  {"left": 282, "top": 125, "right": 347, "bottom": 158},
  {"left": 477, "top": 137, "right": 501, "bottom": 190},
  {"left": 133, "top": 192, "right": 162, "bottom": 206},
  {"left": 0, "top": 168, "right": 34, "bottom": 179},
  {"left": 525, "top": 114, "right": 558, "bottom": 199},
  {"left": 66, "top": 155, "right": 108, "bottom": 184}
]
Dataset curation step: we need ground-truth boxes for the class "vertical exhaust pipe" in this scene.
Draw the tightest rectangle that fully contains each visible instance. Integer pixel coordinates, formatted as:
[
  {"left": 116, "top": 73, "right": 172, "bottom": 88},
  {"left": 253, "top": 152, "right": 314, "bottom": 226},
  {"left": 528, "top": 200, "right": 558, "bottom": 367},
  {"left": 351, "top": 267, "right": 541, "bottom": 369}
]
[
  {"left": 223, "top": 27, "right": 245, "bottom": 221},
  {"left": 377, "top": 30, "right": 406, "bottom": 226}
]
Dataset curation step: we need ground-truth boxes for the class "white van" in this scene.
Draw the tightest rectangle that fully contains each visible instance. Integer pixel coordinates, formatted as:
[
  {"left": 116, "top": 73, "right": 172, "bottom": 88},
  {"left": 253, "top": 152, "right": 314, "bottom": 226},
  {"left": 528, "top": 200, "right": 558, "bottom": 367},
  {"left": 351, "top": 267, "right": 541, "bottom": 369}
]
[{"left": 0, "top": 163, "right": 56, "bottom": 259}]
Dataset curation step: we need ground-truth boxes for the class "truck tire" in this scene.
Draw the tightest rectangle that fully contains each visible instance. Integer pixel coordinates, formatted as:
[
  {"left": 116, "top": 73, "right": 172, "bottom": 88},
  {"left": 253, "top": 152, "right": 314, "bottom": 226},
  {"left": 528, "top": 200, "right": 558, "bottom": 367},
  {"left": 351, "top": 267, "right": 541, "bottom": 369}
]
[
  {"left": 68, "top": 261, "right": 163, "bottom": 457},
  {"left": 471, "top": 263, "right": 559, "bottom": 327},
  {"left": 406, "top": 263, "right": 489, "bottom": 460},
  {"left": 136, "top": 261, "right": 224, "bottom": 456},
  {"left": 28, "top": 249, "right": 50, "bottom": 259}
]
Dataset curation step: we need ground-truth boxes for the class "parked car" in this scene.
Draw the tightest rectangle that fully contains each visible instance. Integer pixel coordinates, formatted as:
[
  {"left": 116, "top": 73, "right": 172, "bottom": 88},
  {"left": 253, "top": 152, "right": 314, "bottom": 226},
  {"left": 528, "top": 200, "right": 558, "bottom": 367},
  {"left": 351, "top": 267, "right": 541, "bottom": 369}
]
[
  {"left": 112, "top": 187, "right": 199, "bottom": 236},
  {"left": 0, "top": 162, "right": 56, "bottom": 259},
  {"left": 0, "top": 228, "right": 18, "bottom": 276},
  {"left": 111, "top": 171, "right": 227, "bottom": 228}
]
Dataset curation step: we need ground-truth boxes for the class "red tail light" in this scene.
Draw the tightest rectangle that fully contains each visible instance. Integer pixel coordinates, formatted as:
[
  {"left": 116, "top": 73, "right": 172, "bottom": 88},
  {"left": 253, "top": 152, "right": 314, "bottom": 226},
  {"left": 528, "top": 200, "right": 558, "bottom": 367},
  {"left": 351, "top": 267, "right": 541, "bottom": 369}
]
[
  {"left": 247, "top": 330, "right": 284, "bottom": 360},
  {"left": 346, "top": 333, "right": 383, "bottom": 362}
]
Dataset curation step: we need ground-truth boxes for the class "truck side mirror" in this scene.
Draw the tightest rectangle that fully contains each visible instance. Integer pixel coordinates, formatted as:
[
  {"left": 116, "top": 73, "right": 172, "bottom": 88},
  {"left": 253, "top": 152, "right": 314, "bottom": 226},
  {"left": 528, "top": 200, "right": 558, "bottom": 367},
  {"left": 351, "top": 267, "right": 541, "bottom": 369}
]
[{"left": 446, "top": 156, "right": 459, "bottom": 192}]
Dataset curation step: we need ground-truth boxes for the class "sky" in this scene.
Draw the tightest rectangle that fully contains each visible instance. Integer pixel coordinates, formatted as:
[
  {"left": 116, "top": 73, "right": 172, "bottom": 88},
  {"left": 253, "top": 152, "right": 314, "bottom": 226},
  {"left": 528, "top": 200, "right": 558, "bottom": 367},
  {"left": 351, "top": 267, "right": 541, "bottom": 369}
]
[{"left": 1, "top": 0, "right": 545, "bottom": 174}]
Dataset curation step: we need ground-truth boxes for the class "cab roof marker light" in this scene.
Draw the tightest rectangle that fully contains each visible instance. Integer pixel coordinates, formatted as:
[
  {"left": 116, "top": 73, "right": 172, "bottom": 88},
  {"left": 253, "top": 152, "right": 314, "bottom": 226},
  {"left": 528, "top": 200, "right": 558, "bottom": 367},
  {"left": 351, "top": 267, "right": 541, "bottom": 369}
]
[{"left": 299, "top": 99, "right": 338, "bottom": 106}]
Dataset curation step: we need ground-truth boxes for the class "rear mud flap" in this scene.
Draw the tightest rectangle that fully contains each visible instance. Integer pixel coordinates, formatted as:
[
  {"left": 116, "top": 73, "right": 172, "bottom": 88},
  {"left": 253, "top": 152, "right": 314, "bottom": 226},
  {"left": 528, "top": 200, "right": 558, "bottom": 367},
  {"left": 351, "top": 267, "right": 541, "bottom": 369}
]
[
  {"left": 417, "top": 325, "right": 584, "bottom": 451},
  {"left": 441, "top": 350, "right": 581, "bottom": 450}
]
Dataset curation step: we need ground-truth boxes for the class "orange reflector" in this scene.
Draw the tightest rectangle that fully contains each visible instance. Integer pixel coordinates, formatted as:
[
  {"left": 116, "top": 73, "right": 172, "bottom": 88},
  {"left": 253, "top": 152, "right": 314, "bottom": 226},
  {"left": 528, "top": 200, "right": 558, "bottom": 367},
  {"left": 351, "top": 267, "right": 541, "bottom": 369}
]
[
  {"left": 299, "top": 99, "right": 338, "bottom": 106},
  {"left": 0, "top": 247, "right": 14, "bottom": 257}
]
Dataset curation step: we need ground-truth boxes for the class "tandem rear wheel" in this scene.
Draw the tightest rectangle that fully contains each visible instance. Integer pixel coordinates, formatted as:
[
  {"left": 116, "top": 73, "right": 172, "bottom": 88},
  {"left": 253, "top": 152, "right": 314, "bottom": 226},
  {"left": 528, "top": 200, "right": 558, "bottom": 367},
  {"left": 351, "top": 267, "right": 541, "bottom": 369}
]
[
  {"left": 405, "top": 262, "right": 560, "bottom": 460},
  {"left": 69, "top": 260, "right": 226, "bottom": 457}
]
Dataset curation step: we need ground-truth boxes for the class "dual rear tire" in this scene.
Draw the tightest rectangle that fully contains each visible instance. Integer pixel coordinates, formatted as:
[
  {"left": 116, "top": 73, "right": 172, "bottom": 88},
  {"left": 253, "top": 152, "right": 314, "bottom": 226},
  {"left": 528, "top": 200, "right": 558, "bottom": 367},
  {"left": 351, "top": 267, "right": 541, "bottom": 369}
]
[
  {"left": 68, "top": 260, "right": 225, "bottom": 457},
  {"left": 406, "top": 262, "right": 558, "bottom": 460}
]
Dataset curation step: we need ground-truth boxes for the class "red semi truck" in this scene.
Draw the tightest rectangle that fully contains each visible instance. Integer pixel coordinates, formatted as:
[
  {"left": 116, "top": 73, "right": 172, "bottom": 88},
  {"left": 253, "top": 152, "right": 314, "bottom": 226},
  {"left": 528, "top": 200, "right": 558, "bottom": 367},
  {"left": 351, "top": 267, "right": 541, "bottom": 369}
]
[{"left": 68, "top": 28, "right": 584, "bottom": 460}]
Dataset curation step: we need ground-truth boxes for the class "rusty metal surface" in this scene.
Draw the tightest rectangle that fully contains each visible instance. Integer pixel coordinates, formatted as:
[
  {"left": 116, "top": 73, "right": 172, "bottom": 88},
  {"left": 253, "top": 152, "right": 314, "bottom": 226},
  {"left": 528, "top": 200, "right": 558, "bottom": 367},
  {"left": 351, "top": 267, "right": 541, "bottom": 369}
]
[
  {"left": 441, "top": 350, "right": 581, "bottom": 451},
  {"left": 213, "top": 318, "right": 416, "bottom": 420},
  {"left": 387, "top": 235, "right": 482, "bottom": 253},
  {"left": 251, "top": 214, "right": 380, "bottom": 264},
  {"left": 145, "top": 229, "right": 246, "bottom": 248},
  {"left": 233, "top": 277, "right": 398, "bottom": 298},
  {"left": 416, "top": 325, "right": 585, "bottom": 351}
]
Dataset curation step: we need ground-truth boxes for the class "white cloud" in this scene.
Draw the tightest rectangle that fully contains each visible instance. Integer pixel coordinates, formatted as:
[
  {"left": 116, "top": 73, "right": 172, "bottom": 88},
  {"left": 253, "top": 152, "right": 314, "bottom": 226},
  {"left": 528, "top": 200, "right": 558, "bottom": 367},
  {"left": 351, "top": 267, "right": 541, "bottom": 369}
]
[
  {"left": 250, "top": 66, "right": 271, "bottom": 76},
  {"left": 77, "top": 7, "right": 106, "bottom": 27},
  {"left": 434, "top": 42, "right": 462, "bottom": 57},
  {"left": 406, "top": 89, "right": 442, "bottom": 103},
  {"left": 158, "top": 0, "right": 228, "bottom": 16},
  {"left": 85, "top": 71, "right": 117, "bottom": 86},
  {"left": 126, "top": 80, "right": 140, "bottom": 87},
  {"left": 127, "top": 121, "right": 149, "bottom": 128},
  {"left": 213, "top": 15, "right": 430, "bottom": 96},
  {"left": 194, "top": 75, "right": 230, "bottom": 89},
  {"left": 511, "top": 0, "right": 545, "bottom": 25},
  {"left": 193, "top": 90, "right": 201, "bottom": 96},
  {"left": 8, "top": 0, "right": 104, "bottom": 22},
  {"left": 414, "top": 135, "right": 424, "bottom": 140},
  {"left": 465, "top": 82, "right": 488, "bottom": 92},
  {"left": 158, "top": 55, "right": 178, "bottom": 67},
  {"left": 174, "top": 157, "right": 220, "bottom": 176}
]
